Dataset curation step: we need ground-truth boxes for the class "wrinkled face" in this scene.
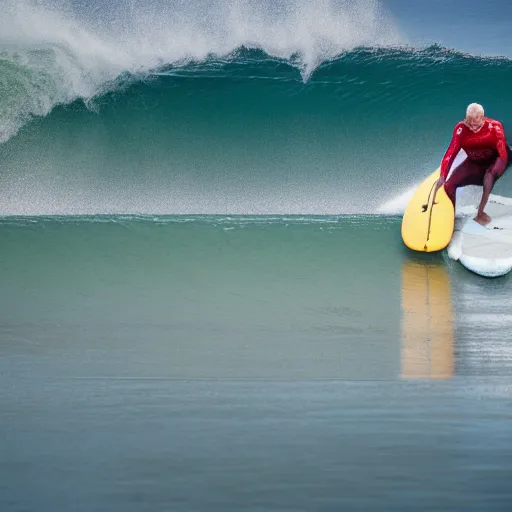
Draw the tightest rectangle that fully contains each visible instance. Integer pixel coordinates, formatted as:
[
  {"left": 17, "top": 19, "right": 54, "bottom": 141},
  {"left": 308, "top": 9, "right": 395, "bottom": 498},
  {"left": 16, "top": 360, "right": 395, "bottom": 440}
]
[{"left": 465, "top": 111, "right": 485, "bottom": 132}]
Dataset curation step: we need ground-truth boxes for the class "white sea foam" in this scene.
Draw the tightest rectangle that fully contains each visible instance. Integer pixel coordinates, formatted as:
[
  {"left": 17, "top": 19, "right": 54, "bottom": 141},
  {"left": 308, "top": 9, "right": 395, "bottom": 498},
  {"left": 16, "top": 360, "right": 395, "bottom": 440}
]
[
  {"left": 375, "top": 185, "right": 417, "bottom": 215},
  {"left": 0, "top": 0, "right": 404, "bottom": 143}
]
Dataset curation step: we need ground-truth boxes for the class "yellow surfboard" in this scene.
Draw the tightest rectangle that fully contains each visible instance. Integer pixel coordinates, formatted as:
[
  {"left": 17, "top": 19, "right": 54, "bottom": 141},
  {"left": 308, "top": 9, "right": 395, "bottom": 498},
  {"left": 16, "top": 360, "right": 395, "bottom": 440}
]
[{"left": 401, "top": 167, "right": 455, "bottom": 252}]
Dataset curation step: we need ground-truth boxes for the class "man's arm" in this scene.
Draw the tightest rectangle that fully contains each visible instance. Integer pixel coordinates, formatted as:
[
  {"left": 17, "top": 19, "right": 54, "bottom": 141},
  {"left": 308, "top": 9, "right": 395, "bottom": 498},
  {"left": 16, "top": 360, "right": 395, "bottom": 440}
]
[
  {"left": 440, "top": 123, "right": 463, "bottom": 180},
  {"left": 493, "top": 121, "right": 508, "bottom": 164}
]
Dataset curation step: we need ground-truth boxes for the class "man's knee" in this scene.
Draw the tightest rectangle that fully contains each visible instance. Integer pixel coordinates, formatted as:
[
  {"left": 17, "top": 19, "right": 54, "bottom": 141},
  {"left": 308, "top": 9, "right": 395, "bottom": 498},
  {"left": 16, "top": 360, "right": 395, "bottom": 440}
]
[
  {"left": 444, "top": 181, "right": 456, "bottom": 205},
  {"left": 484, "top": 170, "right": 496, "bottom": 186},
  {"left": 506, "top": 144, "right": 512, "bottom": 168},
  {"left": 489, "top": 158, "right": 507, "bottom": 180}
]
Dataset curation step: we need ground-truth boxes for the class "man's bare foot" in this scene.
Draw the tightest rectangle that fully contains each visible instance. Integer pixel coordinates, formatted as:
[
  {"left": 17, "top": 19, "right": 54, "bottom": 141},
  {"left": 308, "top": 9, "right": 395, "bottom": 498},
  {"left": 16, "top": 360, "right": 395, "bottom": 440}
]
[{"left": 474, "top": 212, "right": 491, "bottom": 226}]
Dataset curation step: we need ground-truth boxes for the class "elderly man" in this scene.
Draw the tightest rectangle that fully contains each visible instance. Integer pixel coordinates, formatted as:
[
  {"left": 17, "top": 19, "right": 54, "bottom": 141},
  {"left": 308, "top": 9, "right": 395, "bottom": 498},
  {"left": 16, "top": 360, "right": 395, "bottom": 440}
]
[{"left": 436, "top": 103, "right": 512, "bottom": 226}]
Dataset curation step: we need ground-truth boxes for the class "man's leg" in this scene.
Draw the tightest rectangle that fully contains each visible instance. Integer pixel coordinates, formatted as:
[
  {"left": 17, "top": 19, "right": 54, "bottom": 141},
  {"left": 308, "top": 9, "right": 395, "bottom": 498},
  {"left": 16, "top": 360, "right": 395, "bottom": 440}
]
[
  {"left": 444, "top": 158, "right": 485, "bottom": 207},
  {"left": 475, "top": 148, "right": 511, "bottom": 225},
  {"left": 475, "top": 172, "right": 496, "bottom": 225}
]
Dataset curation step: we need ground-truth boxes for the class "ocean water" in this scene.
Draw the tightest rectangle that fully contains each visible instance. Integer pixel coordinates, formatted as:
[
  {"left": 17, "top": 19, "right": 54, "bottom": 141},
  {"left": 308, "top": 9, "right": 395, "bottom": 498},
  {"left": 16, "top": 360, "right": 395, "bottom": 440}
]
[{"left": 1, "top": 1, "right": 512, "bottom": 510}]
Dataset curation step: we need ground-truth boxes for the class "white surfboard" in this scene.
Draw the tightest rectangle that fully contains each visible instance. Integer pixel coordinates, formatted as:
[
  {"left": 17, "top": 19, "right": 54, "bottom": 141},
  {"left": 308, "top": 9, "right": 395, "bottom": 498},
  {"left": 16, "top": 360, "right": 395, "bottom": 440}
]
[{"left": 447, "top": 199, "right": 512, "bottom": 277}]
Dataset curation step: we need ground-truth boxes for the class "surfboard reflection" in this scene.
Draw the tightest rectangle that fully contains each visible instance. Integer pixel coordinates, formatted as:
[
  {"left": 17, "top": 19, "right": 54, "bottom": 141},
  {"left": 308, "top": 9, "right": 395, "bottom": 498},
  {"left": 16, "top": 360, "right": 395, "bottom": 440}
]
[{"left": 401, "top": 260, "right": 454, "bottom": 379}]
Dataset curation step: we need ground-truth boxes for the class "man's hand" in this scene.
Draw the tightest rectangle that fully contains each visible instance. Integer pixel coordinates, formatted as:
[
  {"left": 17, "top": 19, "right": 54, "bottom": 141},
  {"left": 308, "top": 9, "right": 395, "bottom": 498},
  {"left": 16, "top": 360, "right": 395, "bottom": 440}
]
[{"left": 431, "top": 176, "right": 445, "bottom": 205}]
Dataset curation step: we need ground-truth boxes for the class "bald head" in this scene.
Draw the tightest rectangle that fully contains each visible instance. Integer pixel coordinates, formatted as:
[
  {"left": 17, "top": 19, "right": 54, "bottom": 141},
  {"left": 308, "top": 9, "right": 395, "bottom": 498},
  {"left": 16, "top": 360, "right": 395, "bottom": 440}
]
[
  {"left": 465, "top": 103, "right": 485, "bottom": 132},
  {"left": 466, "top": 103, "right": 484, "bottom": 118}
]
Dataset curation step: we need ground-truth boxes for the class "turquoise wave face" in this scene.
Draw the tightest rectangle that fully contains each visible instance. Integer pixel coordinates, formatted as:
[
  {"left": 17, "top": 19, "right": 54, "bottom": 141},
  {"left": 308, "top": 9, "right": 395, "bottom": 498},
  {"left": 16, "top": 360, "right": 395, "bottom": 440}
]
[{"left": 2, "top": 47, "right": 512, "bottom": 215}]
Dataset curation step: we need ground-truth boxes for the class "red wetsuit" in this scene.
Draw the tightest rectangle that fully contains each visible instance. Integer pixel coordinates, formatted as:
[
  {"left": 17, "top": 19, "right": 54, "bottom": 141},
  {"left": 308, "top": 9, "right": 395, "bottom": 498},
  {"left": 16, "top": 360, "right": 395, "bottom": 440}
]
[{"left": 441, "top": 118, "right": 511, "bottom": 205}]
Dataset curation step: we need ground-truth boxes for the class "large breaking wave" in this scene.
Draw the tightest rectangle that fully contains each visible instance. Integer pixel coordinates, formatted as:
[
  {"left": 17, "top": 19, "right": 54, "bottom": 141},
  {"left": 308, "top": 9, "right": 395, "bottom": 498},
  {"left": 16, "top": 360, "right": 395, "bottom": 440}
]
[{"left": 1, "top": 0, "right": 512, "bottom": 215}]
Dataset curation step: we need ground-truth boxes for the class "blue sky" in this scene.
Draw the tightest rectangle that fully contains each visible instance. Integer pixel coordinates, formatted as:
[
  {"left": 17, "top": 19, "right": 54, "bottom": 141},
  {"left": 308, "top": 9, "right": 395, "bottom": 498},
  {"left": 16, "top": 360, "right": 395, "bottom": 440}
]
[{"left": 383, "top": 0, "right": 512, "bottom": 56}]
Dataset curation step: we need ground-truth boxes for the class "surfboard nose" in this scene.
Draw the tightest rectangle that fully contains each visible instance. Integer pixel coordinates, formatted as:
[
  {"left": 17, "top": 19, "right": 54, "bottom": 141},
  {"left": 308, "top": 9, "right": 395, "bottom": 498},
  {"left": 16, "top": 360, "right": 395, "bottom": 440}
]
[{"left": 402, "top": 168, "right": 455, "bottom": 253}]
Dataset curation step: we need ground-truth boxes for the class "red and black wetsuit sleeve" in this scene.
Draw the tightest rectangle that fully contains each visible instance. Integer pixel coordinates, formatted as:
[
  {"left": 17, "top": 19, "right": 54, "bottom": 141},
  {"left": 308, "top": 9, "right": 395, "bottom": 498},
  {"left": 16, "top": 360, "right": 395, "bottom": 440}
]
[
  {"left": 440, "top": 123, "right": 463, "bottom": 179},
  {"left": 493, "top": 121, "right": 509, "bottom": 163}
]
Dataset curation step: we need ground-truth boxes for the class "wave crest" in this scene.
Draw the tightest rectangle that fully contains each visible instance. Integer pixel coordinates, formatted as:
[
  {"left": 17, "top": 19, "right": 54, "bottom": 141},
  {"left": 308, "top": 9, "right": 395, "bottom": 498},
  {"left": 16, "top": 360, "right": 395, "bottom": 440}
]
[{"left": 0, "top": 0, "right": 404, "bottom": 142}]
